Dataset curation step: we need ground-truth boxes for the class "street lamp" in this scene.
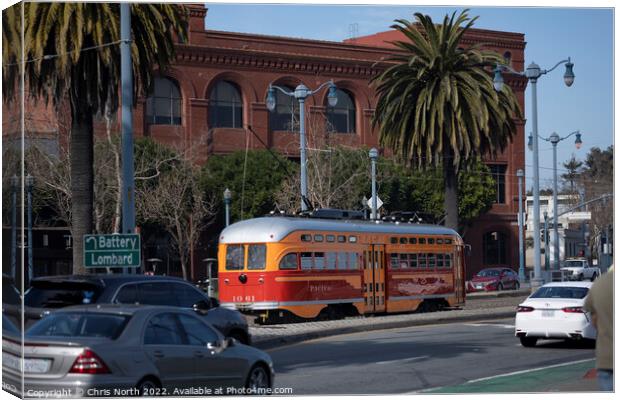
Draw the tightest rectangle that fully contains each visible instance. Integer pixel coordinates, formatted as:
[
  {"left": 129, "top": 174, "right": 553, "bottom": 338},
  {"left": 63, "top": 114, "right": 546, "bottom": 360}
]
[
  {"left": 516, "top": 169, "right": 525, "bottom": 281},
  {"left": 26, "top": 175, "right": 34, "bottom": 285},
  {"left": 10, "top": 175, "right": 18, "bottom": 281},
  {"left": 494, "top": 57, "right": 575, "bottom": 287},
  {"left": 223, "top": 188, "right": 232, "bottom": 227},
  {"left": 536, "top": 130, "right": 582, "bottom": 270},
  {"left": 369, "top": 148, "right": 379, "bottom": 220},
  {"left": 266, "top": 81, "right": 338, "bottom": 211}
]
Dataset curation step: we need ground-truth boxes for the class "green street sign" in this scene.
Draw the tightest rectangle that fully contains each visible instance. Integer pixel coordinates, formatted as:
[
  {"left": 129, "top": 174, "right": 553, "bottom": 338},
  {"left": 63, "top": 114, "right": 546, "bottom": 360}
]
[{"left": 83, "top": 234, "right": 141, "bottom": 268}]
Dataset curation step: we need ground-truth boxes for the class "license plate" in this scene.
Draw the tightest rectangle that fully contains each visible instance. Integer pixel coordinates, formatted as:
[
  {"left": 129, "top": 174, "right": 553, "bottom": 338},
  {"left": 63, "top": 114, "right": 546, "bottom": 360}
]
[
  {"left": 542, "top": 310, "right": 555, "bottom": 317},
  {"left": 475, "top": 284, "right": 483, "bottom": 289},
  {"left": 2, "top": 352, "right": 51, "bottom": 373}
]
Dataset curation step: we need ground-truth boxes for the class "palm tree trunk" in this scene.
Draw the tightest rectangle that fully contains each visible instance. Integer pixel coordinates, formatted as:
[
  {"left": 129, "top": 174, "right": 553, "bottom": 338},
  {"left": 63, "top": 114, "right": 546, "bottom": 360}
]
[
  {"left": 70, "top": 100, "right": 94, "bottom": 275},
  {"left": 443, "top": 148, "right": 459, "bottom": 231}
]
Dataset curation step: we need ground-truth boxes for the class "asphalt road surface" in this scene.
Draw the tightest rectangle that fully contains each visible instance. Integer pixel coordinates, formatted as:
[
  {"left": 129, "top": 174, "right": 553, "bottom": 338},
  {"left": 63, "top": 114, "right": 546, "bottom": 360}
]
[{"left": 268, "top": 317, "right": 595, "bottom": 394}]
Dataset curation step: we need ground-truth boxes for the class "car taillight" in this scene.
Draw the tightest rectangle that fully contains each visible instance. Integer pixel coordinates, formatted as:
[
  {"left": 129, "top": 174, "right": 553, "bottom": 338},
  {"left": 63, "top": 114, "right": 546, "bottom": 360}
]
[
  {"left": 69, "top": 349, "right": 110, "bottom": 374},
  {"left": 562, "top": 306, "right": 584, "bottom": 313},
  {"left": 517, "top": 306, "right": 534, "bottom": 312}
]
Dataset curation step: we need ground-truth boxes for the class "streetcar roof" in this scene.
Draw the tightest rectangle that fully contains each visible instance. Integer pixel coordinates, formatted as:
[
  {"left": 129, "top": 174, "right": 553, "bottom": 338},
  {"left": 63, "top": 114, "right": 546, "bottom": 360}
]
[{"left": 219, "top": 217, "right": 461, "bottom": 244}]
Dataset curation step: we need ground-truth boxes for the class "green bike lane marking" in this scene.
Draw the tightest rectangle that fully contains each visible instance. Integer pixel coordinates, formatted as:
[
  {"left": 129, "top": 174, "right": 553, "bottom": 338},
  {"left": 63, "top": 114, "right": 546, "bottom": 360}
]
[{"left": 422, "top": 358, "right": 595, "bottom": 393}]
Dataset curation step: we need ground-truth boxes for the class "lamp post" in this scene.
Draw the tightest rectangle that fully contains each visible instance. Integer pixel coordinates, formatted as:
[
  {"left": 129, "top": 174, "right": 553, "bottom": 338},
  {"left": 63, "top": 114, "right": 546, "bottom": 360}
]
[
  {"left": 223, "top": 188, "right": 232, "bottom": 227},
  {"left": 534, "top": 130, "right": 582, "bottom": 270},
  {"left": 494, "top": 57, "right": 575, "bottom": 287},
  {"left": 10, "top": 175, "right": 18, "bottom": 281},
  {"left": 26, "top": 174, "right": 34, "bottom": 285},
  {"left": 369, "top": 148, "right": 379, "bottom": 220},
  {"left": 516, "top": 169, "right": 525, "bottom": 281},
  {"left": 266, "top": 81, "right": 338, "bottom": 211}
]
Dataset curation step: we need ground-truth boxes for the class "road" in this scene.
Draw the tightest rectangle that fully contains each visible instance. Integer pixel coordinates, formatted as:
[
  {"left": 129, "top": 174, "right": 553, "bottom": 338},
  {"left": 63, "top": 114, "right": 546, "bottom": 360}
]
[{"left": 268, "top": 317, "right": 595, "bottom": 394}]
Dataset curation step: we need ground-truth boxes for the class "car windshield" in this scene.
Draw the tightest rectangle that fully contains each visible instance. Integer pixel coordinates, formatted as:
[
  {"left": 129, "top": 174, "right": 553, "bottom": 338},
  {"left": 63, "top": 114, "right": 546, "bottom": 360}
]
[
  {"left": 2, "top": 314, "right": 20, "bottom": 335},
  {"left": 24, "top": 281, "right": 102, "bottom": 308},
  {"left": 477, "top": 269, "right": 500, "bottom": 277},
  {"left": 27, "top": 313, "right": 130, "bottom": 339},
  {"left": 564, "top": 260, "right": 585, "bottom": 267},
  {"left": 530, "top": 286, "right": 589, "bottom": 299}
]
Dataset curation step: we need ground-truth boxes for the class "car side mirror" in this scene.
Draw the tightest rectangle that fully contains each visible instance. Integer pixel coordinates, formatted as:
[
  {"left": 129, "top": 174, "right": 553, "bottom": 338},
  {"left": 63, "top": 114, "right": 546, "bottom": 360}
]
[
  {"left": 207, "top": 340, "right": 223, "bottom": 353},
  {"left": 225, "top": 337, "right": 235, "bottom": 347},
  {"left": 193, "top": 300, "right": 210, "bottom": 315},
  {"left": 209, "top": 297, "right": 219, "bottom": 307}
]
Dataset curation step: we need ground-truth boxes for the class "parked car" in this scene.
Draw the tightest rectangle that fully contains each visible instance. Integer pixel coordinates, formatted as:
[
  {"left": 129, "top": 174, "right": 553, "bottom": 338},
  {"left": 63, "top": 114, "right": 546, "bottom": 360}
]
[
  {"left": 6, "top": 274, "right": 250, "bottom": 344},
  {"left": 2, "top": 305, "right": 273, "bottom": 397},
  {"left": 561, "top": 258, "right": 601, "bottom": 281},
  {"left": 515, "top": 281, "right": 595, "bottom": 347},
  {"left": 468, "top": 267, "right": 520, "bottom": 292}
]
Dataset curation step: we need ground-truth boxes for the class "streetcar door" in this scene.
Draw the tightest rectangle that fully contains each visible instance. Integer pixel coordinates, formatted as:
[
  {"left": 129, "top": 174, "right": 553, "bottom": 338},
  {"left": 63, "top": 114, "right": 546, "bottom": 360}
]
[
  {"left": 363, "top": 250, "right": 374, "bottom": 313},
  {"left": 373, "top": 245, "right": 386, "bottom": 313}
]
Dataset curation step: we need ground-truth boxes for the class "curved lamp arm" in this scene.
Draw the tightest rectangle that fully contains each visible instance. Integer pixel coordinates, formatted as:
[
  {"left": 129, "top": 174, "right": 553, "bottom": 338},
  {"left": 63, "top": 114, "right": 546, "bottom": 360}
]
[
  {"left": 308, "top": 80, "right": 335, "bottom": 96},
  {"left": 269, "top": 84, "right": 294, "bottom": 96},
  {"left": 542, "top": 58, "right": 571, "bottom": 75}
]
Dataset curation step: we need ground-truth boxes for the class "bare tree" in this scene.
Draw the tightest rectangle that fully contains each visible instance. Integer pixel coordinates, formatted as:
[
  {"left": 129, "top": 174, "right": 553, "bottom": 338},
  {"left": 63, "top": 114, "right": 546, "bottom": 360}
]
[{"left": 136, "top": 161, "right": 217, "bottom": 280}]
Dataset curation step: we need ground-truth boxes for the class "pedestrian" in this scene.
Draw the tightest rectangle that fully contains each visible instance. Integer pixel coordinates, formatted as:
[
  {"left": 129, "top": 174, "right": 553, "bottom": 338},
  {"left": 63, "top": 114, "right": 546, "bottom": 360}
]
[{"left": 584, "top": 264, "right": 613, "bottom": 391}]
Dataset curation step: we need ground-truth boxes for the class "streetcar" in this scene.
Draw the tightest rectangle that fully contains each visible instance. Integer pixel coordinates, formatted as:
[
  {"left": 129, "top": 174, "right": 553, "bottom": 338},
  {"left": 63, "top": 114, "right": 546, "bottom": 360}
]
[{"left": 217, "top": 214, "right": 466, "bottom": 323}]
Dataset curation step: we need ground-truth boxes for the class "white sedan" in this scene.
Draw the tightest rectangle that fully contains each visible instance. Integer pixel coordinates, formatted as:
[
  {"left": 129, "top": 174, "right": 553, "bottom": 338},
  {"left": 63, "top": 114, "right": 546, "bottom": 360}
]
[{"left": 515, "top": 281, "right": 596, "bottom": 347}]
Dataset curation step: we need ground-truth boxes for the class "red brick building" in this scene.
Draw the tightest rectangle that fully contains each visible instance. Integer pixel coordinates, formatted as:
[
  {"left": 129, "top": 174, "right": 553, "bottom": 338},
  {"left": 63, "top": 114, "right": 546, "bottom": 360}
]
[{"left": 2, "top": 5, "right": 527, "bottom": 279}]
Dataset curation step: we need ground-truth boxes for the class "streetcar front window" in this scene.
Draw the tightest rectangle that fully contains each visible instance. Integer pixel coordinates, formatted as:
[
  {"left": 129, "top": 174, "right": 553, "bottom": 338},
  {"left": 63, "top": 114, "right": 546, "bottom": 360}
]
[
  {"left": 248, "top": 244, "right": 266, "bottom": 270},
  {"left": 279, "top": 253, "right": 298, "bottom": 270},
  {"left": 226, "top": 245, "right": 245, "bottom": 270}
]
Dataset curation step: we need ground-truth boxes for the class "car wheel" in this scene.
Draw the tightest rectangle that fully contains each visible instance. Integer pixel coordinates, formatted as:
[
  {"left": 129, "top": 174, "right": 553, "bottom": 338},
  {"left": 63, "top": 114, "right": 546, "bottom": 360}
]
[
  {"left": 590, "top": 272, "right": 598, "bottom": 282},
  {"left": 246, "top": 364, "right": 270, "bottom": 392},
  {"left": 514, "top": 281, "right": 520, "bottom": 290},
  {"left": 136, "top": 378, "right": 160, "bottom": 396},
  {"left": 519, "top": 336, "right": 537, "bottom": 347},
  {"left": 578, "top": 273, "right": 584, "bottom": 281},
  {"left": 497, "top": 283, "right": 504, "bottom": 291}
]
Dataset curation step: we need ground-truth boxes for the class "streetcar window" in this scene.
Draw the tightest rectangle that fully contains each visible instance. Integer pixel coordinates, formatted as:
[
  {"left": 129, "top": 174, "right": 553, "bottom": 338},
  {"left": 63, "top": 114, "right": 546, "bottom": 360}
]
[
  {"left": 279, "top": 253, "right": 298, "bottom": 270},
  {"left": 399, "top": 253, "right": 409, "bottom": 269},
  {"left": 301, "top": 234, "right": 312, "bottom": 242},
  {"left": 419, "top": 238, "right": 426, "bottom": 244},
  {"left": 399, "top": 237, "right": 407, "bottom": 244},
  {"left": 301, "top": 252, "right": 313, "bottom": 269},
  {"left": 326, "top": 235, "right": 335, "bottom": 242},
  {"left": 390, "top": 237, "right": 398, "bottom": 244},
  {"left": 409, "top": 238, "right": 417, "bottom": 244},
  {"left": 225, "top": 245, "right": 245, "bottom": 270},
  {"left": 337, "top": 235, "right": 346, "bottom": 243},
  {"left": 337, "top": 252, "right": 347, "bottom": 269},
  {"left": 410, "top": 253, "right": 418, "bottom": 268},
  {"left": 445, "top": 254, "right": 452, "bottom": 268},
  {"left": 314, "top": 252, "right": 325, "bottom": 269},
  {"left": 349, "top": 236, "right": 357, "bottom": 243},
  {"left": 418, "top": 253, "right": 427, "bottom": 268},
  {"left": 349, "top": 253, "right": 359, "bottom": 269},
  {"left": 428, "top": 238, "right": 435, "bottom": 245},
  {"left": 326, "top": 252, "right": 337, "bottom": 269},
  {"left": 314, "top": 235, "right": 324, "bottom": 242},
  {"left": 248, "top": 244, "right": 267, "bottom": 270},
  {"left": 428, "top": 253, "right": 436, "bottom": 268},
  {"left": 437, "top": 239, "right": 444, "bottom": 244},
  {"left": 390, "top": 253, "right": 399, "bottom": 269},
  {"left": 437, "top": 254, "right": 444, "bottom": 268},
  {"left": 445, "top": 239, "right": 452, "bottom": 244}
]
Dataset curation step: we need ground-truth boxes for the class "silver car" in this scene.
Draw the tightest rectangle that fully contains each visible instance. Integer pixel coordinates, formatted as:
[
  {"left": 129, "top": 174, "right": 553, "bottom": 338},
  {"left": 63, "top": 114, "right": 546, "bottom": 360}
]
[{"left": 2, "top": 305, "right": 274, "bottom": 398}]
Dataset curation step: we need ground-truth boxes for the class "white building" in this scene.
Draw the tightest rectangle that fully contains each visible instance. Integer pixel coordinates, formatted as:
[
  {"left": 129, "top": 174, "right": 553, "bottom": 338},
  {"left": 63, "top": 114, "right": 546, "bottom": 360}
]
[{"left": 524, "top": 194, "right": 590, "bottom": 268}]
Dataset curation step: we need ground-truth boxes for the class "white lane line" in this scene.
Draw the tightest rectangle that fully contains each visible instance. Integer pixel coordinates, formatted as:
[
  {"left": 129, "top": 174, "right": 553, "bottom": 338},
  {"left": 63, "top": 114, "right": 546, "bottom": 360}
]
[
  {"left": 466, "top": 358, "right": 595, "bottom": 383},
  {"left": 464, "top": 323, "right": 515, "bottom": 329},
  {"left": 376, "top": 355, "right": 429, "bottom": 365}
]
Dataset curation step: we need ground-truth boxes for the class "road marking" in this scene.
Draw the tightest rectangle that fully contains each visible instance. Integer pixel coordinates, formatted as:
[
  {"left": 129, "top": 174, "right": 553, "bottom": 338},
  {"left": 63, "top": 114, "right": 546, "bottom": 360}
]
[
  {"left": 464, "top": 323, "right": 515, "bottom": 329},
  {"left": 465, "top": 358, "right": 595, "bottom": 383},
  {"left": 376, "top": 355, "right": 429, "bottom": 365}
]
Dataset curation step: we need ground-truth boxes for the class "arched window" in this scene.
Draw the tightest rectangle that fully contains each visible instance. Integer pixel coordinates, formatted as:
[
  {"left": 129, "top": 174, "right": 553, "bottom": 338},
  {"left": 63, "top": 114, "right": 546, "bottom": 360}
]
[
  {"left": 483, "top": 231, "right": 507, "bottom": 265},
  {"left": 326, "top": 89, "right": 356, "bottom": 134},
  {"left": 208, "top": 81, "right": 243, "bottom": 128},
  {"left": 503, "top": 51, "right": 512, "bottom": 65},
  {"left": 146, "top": 77, "right": 182, "bottom": 125},
  {"left": 268, "top": 85, "right": 299, "bottom": 131}
]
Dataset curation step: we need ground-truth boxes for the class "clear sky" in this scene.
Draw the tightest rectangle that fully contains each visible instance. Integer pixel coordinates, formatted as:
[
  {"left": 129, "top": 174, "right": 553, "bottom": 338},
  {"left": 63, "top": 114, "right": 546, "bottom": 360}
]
[{"left": 203, "top": 1, "right": 614, "bottom": 191}]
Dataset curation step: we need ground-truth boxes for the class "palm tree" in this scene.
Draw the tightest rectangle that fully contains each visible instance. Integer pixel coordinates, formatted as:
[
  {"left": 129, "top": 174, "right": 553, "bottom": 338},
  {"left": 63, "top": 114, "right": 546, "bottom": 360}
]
[
  {"left": 2, "top": 3, "right": 188, "bottom": 274},
  {"left": 561, "top": 154, "right": 583, "bottom": 194},
  {"left": 371, "top": 10, "right": 521, "bottom": 231}
]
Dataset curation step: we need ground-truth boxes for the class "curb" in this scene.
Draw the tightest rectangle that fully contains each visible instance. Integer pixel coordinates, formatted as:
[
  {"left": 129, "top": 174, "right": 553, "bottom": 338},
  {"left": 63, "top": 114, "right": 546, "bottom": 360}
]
[
  {"left": 253, "top": 308, "right": 516, "bottom": 350},
  {"left": 467, "top": 289, "right": 531, "bottom": 300}
]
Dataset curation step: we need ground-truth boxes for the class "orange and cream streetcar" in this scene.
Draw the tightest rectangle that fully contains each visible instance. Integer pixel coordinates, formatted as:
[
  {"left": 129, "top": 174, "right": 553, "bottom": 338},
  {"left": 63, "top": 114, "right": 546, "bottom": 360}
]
[{"left": 218, "top": 213, "right": 466, "bottom": 323}]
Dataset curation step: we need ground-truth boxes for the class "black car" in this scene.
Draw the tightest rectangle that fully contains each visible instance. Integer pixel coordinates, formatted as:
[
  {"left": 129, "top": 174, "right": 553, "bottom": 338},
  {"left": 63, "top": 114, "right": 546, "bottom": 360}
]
[{"left": 5, "top": 274, "right": 250, "bottom": 344}]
